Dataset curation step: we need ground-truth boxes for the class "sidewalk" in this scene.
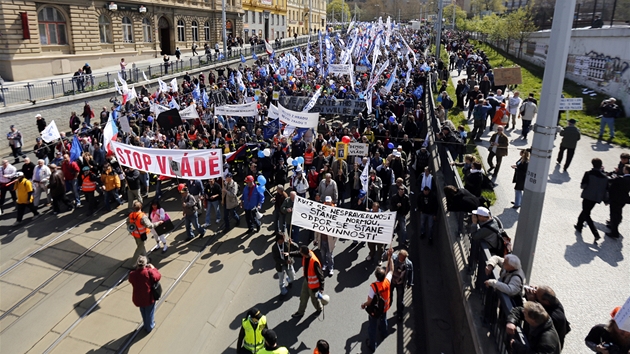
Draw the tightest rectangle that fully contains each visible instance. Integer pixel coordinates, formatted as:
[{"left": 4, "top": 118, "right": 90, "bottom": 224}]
[{"left": 449, "top": 70, "right": 629, "bottom": 354}]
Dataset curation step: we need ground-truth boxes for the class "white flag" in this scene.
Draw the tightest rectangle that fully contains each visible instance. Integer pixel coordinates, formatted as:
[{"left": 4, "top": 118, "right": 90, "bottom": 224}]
[
  {"left": 129, "top": 86, "right": 138, "bottom": 101},
  {"left": 41, "top": 120, "right": 61, "bottom": 143},
  {"left": 157, "top": 79, "right": 169, "bottom": 93},
  {"left": 114, "top": 80, "right": 121, "bottom": 94},
  {"left": 361, "top": 161, "right": 370, "bottom": 193},
  {"left": 170, "top": 78, "right": 178, "bottom": 92},
  {"left": 142, "top": 71, "right": 148, "bottom": 82}
]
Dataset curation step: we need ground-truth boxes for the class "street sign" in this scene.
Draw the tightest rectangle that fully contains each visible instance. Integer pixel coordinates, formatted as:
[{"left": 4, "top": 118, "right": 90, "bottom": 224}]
[
  {"left": 559, "top": 97, "right": 583, "bottom": 110},
  {"left": 294, "top": 68, "right": 304, "bottom": 77},
  {"left": 279, "top": 67, "right": 287, "bottom": 76}
]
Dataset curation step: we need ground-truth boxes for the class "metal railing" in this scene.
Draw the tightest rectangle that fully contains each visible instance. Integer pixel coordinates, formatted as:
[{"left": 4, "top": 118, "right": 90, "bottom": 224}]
[
  {"left": 0, "top": 35, "right": 320, "bottom": 108},
  {"left": 426, "top": 75, "right": 528, "bottom": 354}
]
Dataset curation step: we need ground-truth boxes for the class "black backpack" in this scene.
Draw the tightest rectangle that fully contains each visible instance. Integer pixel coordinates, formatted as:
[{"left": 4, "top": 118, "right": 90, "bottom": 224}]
[{"left": 365, "top": 283, "right": 387, "bottom": 318}]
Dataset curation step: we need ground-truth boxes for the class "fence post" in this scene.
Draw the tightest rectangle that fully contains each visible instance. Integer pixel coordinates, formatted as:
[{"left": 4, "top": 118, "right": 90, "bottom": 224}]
[
  {"left": 70, "top": 79, "right": 75, "bottom": 94},
  {"left": 0, "top": 83, "right": 6, "bottom": 107},
  {"left": 49, "top": 80, "right": 56, "bottom": 98},
  {"left": 134, "top": 67, "right": 139, "bottom": 82},
  {"left": 61, "top": 78, "right": 65, "bottom": 94},
  {"left": 148, "top": 65, "right": 152, "bottom": 80},
  {"left": 190, "top": 57, "right": 193, "bottom": 69},
  {"left": 106, "top": 72, "right": 111, "bottom": 88}
]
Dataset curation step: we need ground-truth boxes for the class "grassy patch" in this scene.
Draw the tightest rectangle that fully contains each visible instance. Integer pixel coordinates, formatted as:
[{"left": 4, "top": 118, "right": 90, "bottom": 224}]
[{"left": 474, "top": 40, "right": 629, "bottom": 147}]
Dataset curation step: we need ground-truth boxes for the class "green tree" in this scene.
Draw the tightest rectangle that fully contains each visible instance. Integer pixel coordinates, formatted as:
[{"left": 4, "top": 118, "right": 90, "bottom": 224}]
[
  {"left": 470, "top": 0, "right": 506, "bottom": 13},
  {"left": 327, "top": 0, "right": 352, "bottom": 23},
  {"left": 505, "top": 7, "right": 538, "bottom": 57},
  {"left": 443, "top": 4, "right": 468, "bottom": 28}
]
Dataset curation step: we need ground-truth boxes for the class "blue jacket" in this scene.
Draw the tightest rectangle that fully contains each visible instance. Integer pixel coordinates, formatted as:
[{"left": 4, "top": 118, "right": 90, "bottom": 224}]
[{"left": 241, "top": 184, "right": 264, "bottom": 210}]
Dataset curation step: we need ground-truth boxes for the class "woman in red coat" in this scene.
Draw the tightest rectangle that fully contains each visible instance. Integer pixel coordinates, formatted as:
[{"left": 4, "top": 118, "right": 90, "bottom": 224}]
[{"left": 128, "top": 255, "right": 161, "bottom": 332}]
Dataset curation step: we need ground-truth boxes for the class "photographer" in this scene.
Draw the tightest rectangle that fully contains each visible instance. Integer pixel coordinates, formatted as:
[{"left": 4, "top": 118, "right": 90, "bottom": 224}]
[
  {"left": 585, "top": 307, "right": 630, "bottom": 354},
  {"left": 599, "top": 98, "right": 621, "bottom": 141}
]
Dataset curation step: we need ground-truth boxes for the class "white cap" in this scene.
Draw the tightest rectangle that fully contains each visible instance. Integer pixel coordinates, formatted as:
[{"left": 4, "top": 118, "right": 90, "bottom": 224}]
[
  {"left": 472, "top": 207, "right": 490, "bottom": 217},
  {"left": 325, "top": 196, "right": 332, "bottom": 203},
  {"left": 16, "top": 172, "right": 24, "bottom": 177},
  {"left": 35, "top": 114, "right": 42, "bottom": 118},
  {"left": 393, "top": 151, "right": 401, "bottom": 157}
]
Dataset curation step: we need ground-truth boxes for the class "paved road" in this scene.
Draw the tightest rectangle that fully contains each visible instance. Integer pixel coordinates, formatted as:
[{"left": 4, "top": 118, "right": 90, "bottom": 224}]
[
  {"left": 449, "top": 70, "right": 629, "bottom": 354},
  {"left": 0, "top": 171, "right": 431, "bottom": 353}
]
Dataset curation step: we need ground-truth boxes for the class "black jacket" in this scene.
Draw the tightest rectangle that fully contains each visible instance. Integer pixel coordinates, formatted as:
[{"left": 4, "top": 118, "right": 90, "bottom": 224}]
[
  {"left": 608, "top": 175, "right": 630, "bottom": 205},
  {"left": 465, "top": 171, "right": 484, "bottom": 197},
  {"left": 544, "top": 302, "right": 569, "bottom": 349},
  {"left": 446, "top": 188, "right": 480, "bottom": 212},
  {"left": 508, "top": 307, "right": 561, "bottom": 354},
  {"left": 417, "top": 191, "right": 439, "bottom": 215},
  {"left": 390, "top": 193, "right": 411, "bottom": 215},
  {"left": 271, "top": 240, "right": 299, "bottom": 273},
  {"left": 580, "top": 169, "right": 608, "bottom": 203}
]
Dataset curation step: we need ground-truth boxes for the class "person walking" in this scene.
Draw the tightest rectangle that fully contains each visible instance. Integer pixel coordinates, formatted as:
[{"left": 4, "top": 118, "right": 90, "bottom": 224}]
[
  {"left": 519, "top": 97, "right": 538, "bottom": 140},
  {"left": 80, "top": 166, "right": 100, "bottom": 215},
  {"left": 125, "top": 167, "right": 142, "bottom": 209},
  {"left": 281, "top": 191, "right": 300, "bottom": 243},
  {"left": 361, "top": 248, "right": 394, "bottom": 352},
  {"left": 127, "top": 201, "right": 161, "bottom": 262},
  {"left": 487, "top": 126, "right": 509, "bottom": 177},
  {"left": 32, "top": 159, "right": 51, "bottom": 208},
  {"left": 222, "top": 172, "right": 241, "bottom": 232},
  {"left": 48, "top": 164, "right": 74, "bottom": 214},
  {"left": 599, "top": 98, "right": 621, "bottom": 141},
  {"left": 575, "top": 158, "right": 609, "bottom": 242},
  {"left": 203, "top": 178, "right": 222, "bottom": 228},
  {"left": 390, "top": 185, "right": 411, "bottom": 247},
  {"left": 237, "top": 307, "right": 268, "bottom": 354},
  {"left": 61, "top": 153, "right": 81, "bottom": 207},
  {"left": 149, "top": 200, "right": 171, "bottom": 253},
  {"left": 511, "top": 150, "right": 530, "bottom": 209},
  {"left": 191, "top": 42, "right": 198, "bottom": 56},
  {"left": 241, "top": 175, "right": 264, "bottom": 233},
  {"left": 417, "top": 186, "right": 439, "bottom": 241},
  {"left": 12, "top": 172, "right": 40, "bottom": 226},
  {"left": 556, "top": 119, "right": 581, "bottom": 171},
  {"left": 258, "top": 329, "right": 288, "bottom": 354},
  {"left": 180, "top": 184, "right": 205, "bottom": 240},
  {"left": 288, "top": 245, "right": 325, "bottom": 318},
  {"left": 119, "top": 58, "right": 127, "bottom": 80},
  {"left": 0, "top": 159, "right": 18, "bottom": 216},
  {"left": 606, "top": 164, "right": 630, "bottom": 239},
  {"left": 317, "top": 173, "right": 338, "bottom": 205},
  {"left": 101, "top": 163, "right": 122, "bottom": 211},
  {"left": 7, "top": 125, "right": 26, "bottom": 164},
  {"left": 390, "top": 250, "right": 414, "bottom": 320},
  {"left": 271, "top": 185, "right": 288, "bottom": 233},
  {"left": 314, "top": 196, "right": 337, "bottom": 277},
  {"left": 128, "top": 255, "right": 161, "bottom": 333},
  {"left": 272, "top": 233, "right": 298, "bottom": 296},
  {"left": 507, "top": 91, "right": 522, "bottom": 130}
]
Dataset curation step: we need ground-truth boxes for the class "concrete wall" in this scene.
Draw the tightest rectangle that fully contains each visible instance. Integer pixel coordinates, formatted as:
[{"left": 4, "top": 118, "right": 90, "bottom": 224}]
[{"left": 485, "top": 27, "right": 630, "bottom": 116}]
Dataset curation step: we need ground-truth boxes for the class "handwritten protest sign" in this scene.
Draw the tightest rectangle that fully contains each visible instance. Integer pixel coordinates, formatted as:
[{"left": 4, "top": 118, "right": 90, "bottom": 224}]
[
  {"left": 493, "top": 67, "right": 523, "bottom": 86},
  {"left": 347, "top": 143, "right": 369, "bottom": 156}
]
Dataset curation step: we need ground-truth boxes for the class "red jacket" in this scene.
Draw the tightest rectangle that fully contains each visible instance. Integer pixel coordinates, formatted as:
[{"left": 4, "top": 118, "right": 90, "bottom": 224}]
[
  {"left": 308, "top": 171, "right": 319, "bottom": 189},
  {"left": 128, "top": 267, "right": 161, "bottom": 307}
]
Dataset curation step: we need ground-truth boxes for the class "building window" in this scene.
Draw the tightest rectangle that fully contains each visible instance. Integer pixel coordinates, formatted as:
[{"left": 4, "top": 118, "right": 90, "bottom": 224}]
[
  {"left": 142, "top": 18, "right": 151, "bottom": 42},
  {"left": 177, "top": 19, "right": 185, "bottom": 41},
  {"left": 244, "top": 11, "right": 248, "bottom": 23},
  {"left": 98, "top": 14, "right": 111, "bottom": 43},
  {"left": 252, "top": 11, "right": 255, "bottom": 24},
  {"left": 259, "top": 13, "right": 262, "bottom": 23},
  {"left": 282, "top": 16, "right": 284, "bottom": 26},
  {"left": 37, "top": 7, "right": 67, "bottom": 45},
  {"left": 271, "top": 15, "right": 274, "bottom": 26},
  {"left": 191, "top": 20, "right": 199, "bottom": 42},
  {"left": 321, "top": 19, "right": 324, "bottom": 27},
  {"left": 122, "top": 17, "right": 133, "bottom": 43},
  {"left": 204, "top": 21, "right": 210, "bottom": 41}
]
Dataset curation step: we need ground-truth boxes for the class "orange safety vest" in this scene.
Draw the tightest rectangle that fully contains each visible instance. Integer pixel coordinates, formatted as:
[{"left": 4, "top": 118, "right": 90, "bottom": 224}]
[
  {"left": 304, "top": 150, "right": 314, "bottom": 165},
  {"left": 372, "top": 278, "right": 391, "bottom": 313},
  {"left": 302, "top": 250, "right": 322, "bottom": 290},
  {"left": 129, "top": 211, "right": 147, "bottom": 239},
  {"left": 82, "top": 175, "right": 96, "bottom": 192}
]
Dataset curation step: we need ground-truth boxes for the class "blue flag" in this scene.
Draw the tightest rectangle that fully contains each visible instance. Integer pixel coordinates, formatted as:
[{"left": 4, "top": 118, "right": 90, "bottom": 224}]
[
  {"left": 201, "top": 90, "right": 209, "bottom": 109},
  {"left": 292, "top": 128, "right": 309, "bottom": 141},
  {"left": 229, "top": 72, "right": 235, "bottom": 86},
  {"left": 192, "top": 83, "right": 200, "bottom": 101},
  {"left": 241, "top": 54, "right": 246, "bottom": 63},
  {"left": 70, "top": 136, "right": 82, "bottom": 162},
  {"left": 218, "top": 53, "right": 225, "bottom": 61},
  {"left": 413, "top": 86, "right": 424, "bottom": 99},
  {"left": 252, "top": 52, "right": 258, "bottom": 60},
  {"left": 263, "top": 118, "right": 280, "bottom": 139}
]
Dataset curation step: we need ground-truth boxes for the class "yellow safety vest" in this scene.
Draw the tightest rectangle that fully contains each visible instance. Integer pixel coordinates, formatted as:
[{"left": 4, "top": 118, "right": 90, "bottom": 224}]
[
  {"left": 258, "top": 347, "right": 289, "bottom": 354},
  {"left": 241, "top": 315, "right": 267, "bottom": 353}
]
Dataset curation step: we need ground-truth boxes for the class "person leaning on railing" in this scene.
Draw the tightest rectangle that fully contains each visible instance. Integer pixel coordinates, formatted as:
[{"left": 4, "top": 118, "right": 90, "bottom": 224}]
[
  {"left": 484, "top": 254, "right": 526, "bottom": 306},
  {"left": 506, "top": 301, "right": 561, "bottom": 354},
  {"left": 524, "top": 285, "right": 570, "bottom": 349}
]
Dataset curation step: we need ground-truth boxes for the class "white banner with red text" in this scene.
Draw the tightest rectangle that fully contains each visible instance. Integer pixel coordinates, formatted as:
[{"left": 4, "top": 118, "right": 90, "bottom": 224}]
[
  {"left": 290, "top": 196, "right": 395, "bottom": 244},
  {"left": 110, "top": 142, "right": 223, "bottom": 180}
]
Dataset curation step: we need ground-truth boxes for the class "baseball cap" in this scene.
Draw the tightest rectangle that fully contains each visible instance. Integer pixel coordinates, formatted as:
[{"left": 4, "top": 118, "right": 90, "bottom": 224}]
[
  {"left": 225, "top": 172, "right": 233, "bottom": 178},
  {"left": 245, "top": 175, "right": 255, "bottom": 183},
  {"left": 177, "top": 183, "right": 186, "bottom": 192},
  {"left": 358, "top": 189, "right": 366, "bottom": 199},
  {"left": 568, "top": 119, "right": 577, "bottom": 124},
  {"left": 393, "top": 151, "right": 401, "bottom": 157},
  {"left": 82, "top": 166, "right": 90, "bottom": 172},
  {"left": 325, "top": 196, "right": 332, "bottom": 203},
  {"left": 472, "top": 207, "right": 490, "bottom": 217},
  {"left": 16, "top": 172, "right": 24, "bottom": 177},
  {"left": 35, "top": 114, "right": 42, "bottom": 118},
  {"left": 262, "top": 328, "right": 277, "bottom": 345},
  {"left": 55, "top": 151, "right": 62, "bottom": 155}
]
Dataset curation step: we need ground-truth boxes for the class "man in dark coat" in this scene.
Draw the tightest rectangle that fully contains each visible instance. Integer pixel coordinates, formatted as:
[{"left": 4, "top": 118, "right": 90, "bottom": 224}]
[
  {"left": 606, "top": 164, "right": 630, "bottom": 238},
  {"left": 506, "top": 301, "right": 561, "bottom": 354},
  {"left": 556, "top": 118, "right": 581, "bottom": 171},
  {"left": 271, "top": 233, "right": 298, "bottom": 296},
  {"left": 487, "top": 126, "right": 509, "bottom": 177},
  {"left": 524, "top": 285, "right": 570, "bottom": 349},
  {"left": 575, "top": 158, "right": 609, "bottom": 242}
]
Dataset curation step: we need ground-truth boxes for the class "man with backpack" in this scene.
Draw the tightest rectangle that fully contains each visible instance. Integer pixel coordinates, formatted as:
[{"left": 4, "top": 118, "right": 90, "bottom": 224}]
[
  {"left": 468, "top": 207, "right": 507, "bottom": 275},
  {"left": 361, "top": 248, "right": 394, "bottom": 352}
]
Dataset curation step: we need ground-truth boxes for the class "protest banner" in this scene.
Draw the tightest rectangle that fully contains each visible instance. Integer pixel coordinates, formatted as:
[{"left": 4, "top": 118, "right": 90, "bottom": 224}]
[
  {"left": 214, "top": 101, "right": 258, "bottom": 117},
  {"left": 111, "top": 141, "right": 223, "bottom": 180},
  {"left": 335, "top": 142, "right": 348, "bottom": 160},
  {"left": 328, "top": 64, "right": 352, "bottom": 75},
  {"left": 212, "top": 89, "right": 230, "bottom": 107},
  {"left": 278, "top": 96, "right": 366, "bottom": 116},
  {"left": 493, "top": 67, "right": 523, "bottom": 86},
  {"left": 347, "top": 143, "right": 368, "bottom": 156},
  {"left": 615, "top": 296, "right": 630, "bottom": 332},
  {"left": 291, "top": 196, "right": 396, "bottom": 244},
  {"left": 268, "top": 103, "right": 280, "bottom": 119},
  {"left": 179, "top": 104, "right": 200, "bottom": 119},
  {"left": 355, "top": 65, "right": 369, "bottom": 73},
  {"left": 278, "top": 103, "right": 319, "bottom": 127}
]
